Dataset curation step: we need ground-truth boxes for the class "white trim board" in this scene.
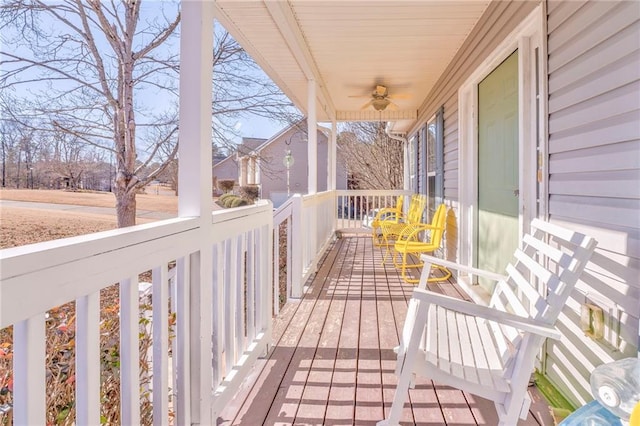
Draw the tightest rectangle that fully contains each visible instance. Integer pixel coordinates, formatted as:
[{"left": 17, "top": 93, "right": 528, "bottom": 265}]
[{"left": 457, "top": 4, "right": 548, "bottom": 297}]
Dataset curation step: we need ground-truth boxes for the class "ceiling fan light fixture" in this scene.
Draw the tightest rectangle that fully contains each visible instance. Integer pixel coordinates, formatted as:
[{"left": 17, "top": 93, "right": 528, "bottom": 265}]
[{"left": 372, "top": 97, "right": 390, "bottom": 111}]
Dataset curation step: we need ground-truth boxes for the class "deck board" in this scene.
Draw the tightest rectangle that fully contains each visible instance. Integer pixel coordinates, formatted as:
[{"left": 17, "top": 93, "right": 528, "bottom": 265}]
[{"left": 220, "top": 235, "right": 553, "bottom": 425}]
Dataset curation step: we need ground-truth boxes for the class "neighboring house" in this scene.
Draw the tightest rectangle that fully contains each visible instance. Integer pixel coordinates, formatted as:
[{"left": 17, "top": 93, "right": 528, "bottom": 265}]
[
  {"left": 212, "top": 137, "right": 266, "bottom": 193},
  {"left": 213, "top": 120, "right": 347, "bottom": 206}
]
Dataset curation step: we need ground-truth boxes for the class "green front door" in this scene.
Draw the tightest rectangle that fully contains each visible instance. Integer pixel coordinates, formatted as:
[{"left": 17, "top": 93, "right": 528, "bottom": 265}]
[{"left": 476, "top": 50, "right": 519, "bottom": 292}]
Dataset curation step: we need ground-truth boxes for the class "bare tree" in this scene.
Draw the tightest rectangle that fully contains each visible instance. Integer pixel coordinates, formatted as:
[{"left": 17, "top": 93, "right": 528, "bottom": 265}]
[
  {"left": 337, "top": 122, "right": 404, "bottom": 190},
  {"left": 1, "top": 0, "right": 297, "bottom": 227},
  {"left": 48, "top": 130, "right": 93, "bottom": 189},
  {"left": 0, "top": 117, "right": 38, "bottom": 188}
]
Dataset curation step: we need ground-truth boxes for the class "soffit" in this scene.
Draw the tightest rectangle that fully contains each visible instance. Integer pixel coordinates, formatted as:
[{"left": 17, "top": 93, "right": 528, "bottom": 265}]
[{"left": 214, "top": 1, "right": 490, "bottom": 133}]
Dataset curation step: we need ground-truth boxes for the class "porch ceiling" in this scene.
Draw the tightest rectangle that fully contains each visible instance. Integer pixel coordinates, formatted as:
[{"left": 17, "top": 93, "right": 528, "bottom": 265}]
[{"left": 214, "top": 1, "right": 490, "bottom": 133}]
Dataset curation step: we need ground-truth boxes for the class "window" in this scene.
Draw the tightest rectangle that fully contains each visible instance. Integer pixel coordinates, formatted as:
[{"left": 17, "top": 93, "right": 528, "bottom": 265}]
[
  {"left": 408, "top": 135, "right": 417, "bottom": 193},
  {"left": 425, "top": 107, "right": 444, "bottom": 220}
]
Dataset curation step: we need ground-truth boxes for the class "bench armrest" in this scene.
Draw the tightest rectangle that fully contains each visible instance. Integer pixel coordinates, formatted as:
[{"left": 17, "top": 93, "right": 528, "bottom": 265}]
[
  {"left": 420, "top": 253, "right": 507, "bottom": 282},
  {"left": 411, "top": 287, "right": 561, "bottom": 340}
]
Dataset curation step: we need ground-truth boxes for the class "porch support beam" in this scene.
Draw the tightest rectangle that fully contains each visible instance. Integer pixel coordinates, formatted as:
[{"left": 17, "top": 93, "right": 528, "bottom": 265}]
[
  {"left": 177, "top": 1, "right": 215, "bottom": 425},
  {"left": 308, "top": 79, "right": 318, "bottom": 195},
  {"left": 329, "top": 119, "right": 337, "bottom": 191}
]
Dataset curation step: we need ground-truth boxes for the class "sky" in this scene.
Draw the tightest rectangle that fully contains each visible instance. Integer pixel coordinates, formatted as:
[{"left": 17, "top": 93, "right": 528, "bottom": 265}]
[
  {"left": 0, "top": 1, "right": 294, "bottom": 149},
  {"left": 235, "top": 115, "right": 285, "bottom": 141}
]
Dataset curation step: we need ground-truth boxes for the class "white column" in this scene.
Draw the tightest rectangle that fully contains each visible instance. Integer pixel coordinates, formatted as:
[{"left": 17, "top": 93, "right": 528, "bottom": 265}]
[
  {"left": 255, "top": 157, "right": 262, "bottom": 185},
  {"left": 307, "top": 80, "right": 317, "bottom": 194},
  {"left": 239, "top": 157, "right": 247, "bottom": 187},
  {"left": 248, "top": 156, "right": 256, "bottom": 185},
  {"left": 179, "top": 2, "right": 214, "bottom": 217},
  {"left": 177, "top": 2, "right": 214, "bottom": 424},
  {"left": 329, "top": 119, "right": 337, "bottom": 190}
]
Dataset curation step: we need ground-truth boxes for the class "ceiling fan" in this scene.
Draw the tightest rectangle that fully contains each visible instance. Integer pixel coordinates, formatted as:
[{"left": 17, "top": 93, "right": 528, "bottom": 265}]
[{"left": 349, "top": 85, "right": 409, "bottom": 111}]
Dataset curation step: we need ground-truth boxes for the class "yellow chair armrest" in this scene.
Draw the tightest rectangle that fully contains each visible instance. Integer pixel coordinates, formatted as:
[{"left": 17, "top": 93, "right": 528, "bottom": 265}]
[
  {"left": 373, "top": 207, "right": 402, "bottom": 222},
  {"left": 398, "top": 223, "right": 443, "bottom": 241}
]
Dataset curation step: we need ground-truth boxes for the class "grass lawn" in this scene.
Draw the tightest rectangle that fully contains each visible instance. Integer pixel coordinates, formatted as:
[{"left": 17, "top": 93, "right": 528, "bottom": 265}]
[{"left": 0, "top": 188, "right": 178, "bottom": 249}]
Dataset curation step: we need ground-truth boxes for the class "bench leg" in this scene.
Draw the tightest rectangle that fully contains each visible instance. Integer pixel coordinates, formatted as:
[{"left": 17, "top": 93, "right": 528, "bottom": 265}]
[{"left": 378, "top": 302, "right": 429, "bottom": 425}]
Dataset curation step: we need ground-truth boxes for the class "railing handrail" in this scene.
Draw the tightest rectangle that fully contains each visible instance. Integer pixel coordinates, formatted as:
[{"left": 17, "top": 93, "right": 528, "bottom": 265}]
[
  {"left": 273, "top": 194, "right": 298, "bottom": 226},
  {"left": 302, "top": 190, "right": 334, "bottom": 205},
  {"left": 1, "top": 218, "right": 201, "bottom": 329},
  {"left": 335, "top": 189, "right": 410, "bottom": 196},
  {"left": 0, "top": 217, "right": 199, "bottom": 278}
]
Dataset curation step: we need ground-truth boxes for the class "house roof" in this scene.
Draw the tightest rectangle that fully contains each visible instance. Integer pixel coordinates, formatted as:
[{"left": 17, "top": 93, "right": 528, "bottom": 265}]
[
  {"left": 252, "top": 118, "right": 312, "bottom": 153},
  {"left": 214, "top": 1, "right": 491, "bottom": 133},
  {"left": 215, "top": 119, "right": 317, "bottom": 165},
  {"left": 237, "top": 137, "right": 268, "bottom": 156}
]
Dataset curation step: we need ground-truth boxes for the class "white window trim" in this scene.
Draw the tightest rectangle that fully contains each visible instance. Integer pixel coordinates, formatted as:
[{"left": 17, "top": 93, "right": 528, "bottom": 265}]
[{"left": 457, "top": 4, "right": 548, "bottom": 300}]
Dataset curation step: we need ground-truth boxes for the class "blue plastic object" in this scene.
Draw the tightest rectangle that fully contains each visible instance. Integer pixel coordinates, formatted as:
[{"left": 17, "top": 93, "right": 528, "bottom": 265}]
[{"left": 559, "top": 400, "right": 623, "bottom": 426}]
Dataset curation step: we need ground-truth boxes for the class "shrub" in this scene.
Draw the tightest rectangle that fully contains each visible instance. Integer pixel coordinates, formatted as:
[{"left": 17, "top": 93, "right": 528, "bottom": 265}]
[
  {"left": 222, "top": 195, "right": 240, "bottom": 208},
  {"left": 217, "top": 179, "right": 235, "bottom": 193},
  {"left": 215, "top": 194, "right": 251, "bottom": 209},
  {"left": 238, "top": 185, "right": 259, "bottom": 203},
  {"left": 229, "top": 197, "right": 249, "bottom": 208},
  {"left": 218, "top": 193, "right": 235, "bottom": 203}
]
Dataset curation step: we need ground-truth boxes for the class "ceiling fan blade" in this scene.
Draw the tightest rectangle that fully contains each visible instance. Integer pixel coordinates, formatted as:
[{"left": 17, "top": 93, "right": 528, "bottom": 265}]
[
  {"left": 388, "top": 93, "right": 412, "bottom": 100},
  {"left": 387, "top": 101, "right": 400, "bottom": 111},
  {"left": 360, "top": 99, "right": 374, "bottom": 110},
  {"left": 348, "top": 94, "right": 370, "bottom": 98}
]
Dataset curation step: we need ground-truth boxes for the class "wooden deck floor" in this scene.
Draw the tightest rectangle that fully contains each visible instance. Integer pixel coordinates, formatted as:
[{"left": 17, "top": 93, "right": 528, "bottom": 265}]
[{"left": 219, "top": 235, "right": 554, "bottom": 425}]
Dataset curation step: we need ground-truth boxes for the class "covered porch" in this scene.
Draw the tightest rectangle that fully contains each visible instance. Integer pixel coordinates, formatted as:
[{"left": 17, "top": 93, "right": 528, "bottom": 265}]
[
  {"left": 3, "top": 0, "right": 636, "bottom": 424},
  {"left": 1, "top": 190, "right": 557, "bottom": 425},
  {"left": 220, "top": 234, "right": 553, "bottom": 425}
]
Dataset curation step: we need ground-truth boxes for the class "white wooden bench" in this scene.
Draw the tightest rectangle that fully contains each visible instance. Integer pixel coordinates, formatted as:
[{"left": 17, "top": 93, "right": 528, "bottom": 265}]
[{"left": 379, "top": 219, "right": 597, "bottom": 425}]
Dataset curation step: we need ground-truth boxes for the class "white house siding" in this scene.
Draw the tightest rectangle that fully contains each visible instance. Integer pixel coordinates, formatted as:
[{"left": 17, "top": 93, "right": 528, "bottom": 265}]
[
  {"left": 213, "top": 156, "right": 239, "bottom": 187},
  {"left": 546, "top": 0, "right": 640, "bottom": 406},
  {"left": 258, "top": 127, "right": 329, "bottom": 203}
]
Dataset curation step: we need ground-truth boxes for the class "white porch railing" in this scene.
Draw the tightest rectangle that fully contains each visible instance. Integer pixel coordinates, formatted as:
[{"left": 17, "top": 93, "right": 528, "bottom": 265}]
[
  {"left": 0, "top": 201, "right": 273, "bottom": 425},
  {"left": 336, "top": 189, "right": 410, "bottom": 231},
  {"left": 0, "top": 190, "right": 408, "bottom": 424},
  {"left": 275, "top": 189, "right": 411, "bottom": 300}
]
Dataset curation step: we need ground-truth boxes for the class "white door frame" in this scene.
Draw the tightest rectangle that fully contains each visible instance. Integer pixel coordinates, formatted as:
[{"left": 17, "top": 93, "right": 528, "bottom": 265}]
[{"left": 457, "top": 4, "right": 547, "bottom": 298}]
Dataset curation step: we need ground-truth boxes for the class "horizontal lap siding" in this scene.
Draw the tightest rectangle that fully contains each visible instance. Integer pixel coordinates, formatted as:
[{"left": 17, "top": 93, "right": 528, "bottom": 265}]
[{"left": 547, "top": 0, "right": 640, "bottom": 406}]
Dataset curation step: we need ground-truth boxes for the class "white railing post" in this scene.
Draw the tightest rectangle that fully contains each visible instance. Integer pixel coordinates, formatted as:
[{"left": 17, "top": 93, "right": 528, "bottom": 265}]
[
  {"left": 273, "top": 222, "right": 281, "bottom": 315},
  {"left": 246, "top": 230, "right": 256, "bottom": 342},
  {"left": 76, "top": 292, "right": 100, "bottom": 425},
  {"left": 13, "top": 314, "right": 46, "bottom": 426},
  {"left": 211, "top": 243, "right": 224, "bottom": 387},
  {"left": 258, "top": 222, "right": 273, "bottom": 345},
  {"left": 120, "top": 276, "right": 140, "bottom": 425},
  {"left": 286, "top": 214, "right": 293, "bottom": 299},
  {"left": 175, "top": 257, "right": 191, "bottom": 425},
  {"left": 152, "top": 265, "right": 169, "bottom": 426},
  {"left": 290, "top": 195, "right": 304, "bottom": 298},
  {"left": 178, "top": 0, "right": 215, "bottom": 423}
]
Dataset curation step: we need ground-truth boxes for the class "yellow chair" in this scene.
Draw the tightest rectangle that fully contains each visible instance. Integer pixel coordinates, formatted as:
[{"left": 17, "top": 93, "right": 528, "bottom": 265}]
[
  {"left": 379, "top": 194, "right": 427, "bottom": 250},
  {"left": 371, "top": 195, "right": 404, "bottom": 246},
  {"left": 391, "top": 203, "right": 451, "bottom": 284}
]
